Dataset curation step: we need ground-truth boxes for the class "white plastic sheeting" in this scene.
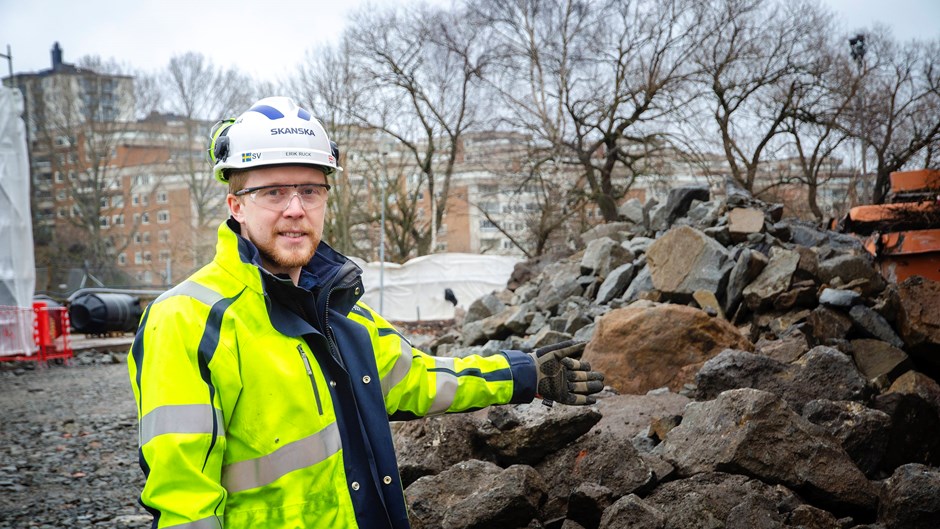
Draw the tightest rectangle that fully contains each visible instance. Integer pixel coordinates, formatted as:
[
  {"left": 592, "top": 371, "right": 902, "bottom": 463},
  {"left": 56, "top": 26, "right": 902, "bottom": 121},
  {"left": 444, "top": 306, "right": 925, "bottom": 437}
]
[
  {"left": 0, "top": 87, "right": 36, "bottom": 355},
  {"left": 352, "top": 253, "right": 520, "bottom": 322}
]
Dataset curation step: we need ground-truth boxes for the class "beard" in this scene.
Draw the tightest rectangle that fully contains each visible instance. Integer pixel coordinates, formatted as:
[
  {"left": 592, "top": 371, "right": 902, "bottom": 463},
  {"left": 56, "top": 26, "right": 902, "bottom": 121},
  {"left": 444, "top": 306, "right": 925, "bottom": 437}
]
[
  {"left": 246, "top": 223, "right": 320, "bottom": 273},
  {"left": 256, "top": 241, "right": 316, "bottom": 270}
]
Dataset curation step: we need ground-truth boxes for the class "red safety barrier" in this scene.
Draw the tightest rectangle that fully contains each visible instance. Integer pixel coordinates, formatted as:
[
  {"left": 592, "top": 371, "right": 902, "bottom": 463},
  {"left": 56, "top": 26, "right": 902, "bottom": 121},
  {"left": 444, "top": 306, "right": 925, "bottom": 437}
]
[{"left": 0, "top": 302, "right": 73, "bottom": 364}]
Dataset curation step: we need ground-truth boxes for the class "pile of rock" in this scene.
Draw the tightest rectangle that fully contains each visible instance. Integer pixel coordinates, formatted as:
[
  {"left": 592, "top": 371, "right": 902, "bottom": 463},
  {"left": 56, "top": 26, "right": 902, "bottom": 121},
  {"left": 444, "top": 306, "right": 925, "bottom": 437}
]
[{"left": 396, "top": 185, "right": 940, "bottom": 529}]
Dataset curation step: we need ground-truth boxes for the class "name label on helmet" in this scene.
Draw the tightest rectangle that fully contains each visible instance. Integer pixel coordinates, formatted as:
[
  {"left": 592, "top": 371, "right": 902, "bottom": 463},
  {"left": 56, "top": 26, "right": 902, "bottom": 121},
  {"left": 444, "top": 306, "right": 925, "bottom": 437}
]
[
  {"left": 285, "top": 151, "right": 313, "bottom": 157},
  {"left": 270, "top": 127, "right": 317, "bottom": 136}
]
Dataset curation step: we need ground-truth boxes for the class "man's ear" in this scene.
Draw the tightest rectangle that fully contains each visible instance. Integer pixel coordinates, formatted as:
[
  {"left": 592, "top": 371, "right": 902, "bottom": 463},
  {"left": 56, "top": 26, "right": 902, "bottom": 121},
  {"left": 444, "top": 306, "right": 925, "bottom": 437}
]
[{"left": 227, "top": 194, "right": 245, "bottom": 222}]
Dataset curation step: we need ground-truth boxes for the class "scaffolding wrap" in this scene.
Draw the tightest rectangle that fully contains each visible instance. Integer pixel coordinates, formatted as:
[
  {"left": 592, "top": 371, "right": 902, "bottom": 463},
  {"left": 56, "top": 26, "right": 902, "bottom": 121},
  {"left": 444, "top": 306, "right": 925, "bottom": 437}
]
[{"left": 0, "top": 86, "right": 35, "bottom": 318}]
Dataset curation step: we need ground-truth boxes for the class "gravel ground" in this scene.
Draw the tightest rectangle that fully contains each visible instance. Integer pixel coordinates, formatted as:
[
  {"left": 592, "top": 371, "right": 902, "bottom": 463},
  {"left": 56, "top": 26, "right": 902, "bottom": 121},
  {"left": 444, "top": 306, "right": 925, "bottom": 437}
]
[{"left": 0, "top": 352, "right": 149, "bottom": 529}]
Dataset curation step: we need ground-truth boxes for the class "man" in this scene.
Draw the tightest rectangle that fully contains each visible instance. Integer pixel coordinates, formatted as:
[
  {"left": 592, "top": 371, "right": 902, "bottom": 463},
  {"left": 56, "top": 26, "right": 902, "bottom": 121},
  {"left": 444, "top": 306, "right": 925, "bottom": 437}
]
[{"left": 128, "top": 96, "right": 604, "bottom": 529}]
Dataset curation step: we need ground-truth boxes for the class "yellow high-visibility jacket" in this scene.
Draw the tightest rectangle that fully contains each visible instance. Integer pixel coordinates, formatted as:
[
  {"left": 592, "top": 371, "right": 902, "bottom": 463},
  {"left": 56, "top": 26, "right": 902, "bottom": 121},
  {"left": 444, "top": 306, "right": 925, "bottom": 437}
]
[{"left": 128, "top": 219, "right": 537, "bottom": 529}]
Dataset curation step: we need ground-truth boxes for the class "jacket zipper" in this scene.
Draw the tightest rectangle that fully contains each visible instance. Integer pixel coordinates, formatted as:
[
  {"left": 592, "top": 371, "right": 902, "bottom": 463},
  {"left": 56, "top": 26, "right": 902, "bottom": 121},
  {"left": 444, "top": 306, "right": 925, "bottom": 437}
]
[
  {"left": 297, "top": 344, "right": 324, "bottom": 415},
  {"left": 322, "top": 276, "right": 360, "bottom": 364}
]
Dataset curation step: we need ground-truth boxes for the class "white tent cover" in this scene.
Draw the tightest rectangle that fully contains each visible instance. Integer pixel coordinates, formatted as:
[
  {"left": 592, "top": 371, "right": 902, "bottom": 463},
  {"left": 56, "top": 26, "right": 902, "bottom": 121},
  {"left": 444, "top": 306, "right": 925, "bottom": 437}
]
[
  {"left": 0, "top": 87, "right": 36, "bottom": 355},
  {"left": 351, "top": 253, "right": 520, "bottom": 322}
]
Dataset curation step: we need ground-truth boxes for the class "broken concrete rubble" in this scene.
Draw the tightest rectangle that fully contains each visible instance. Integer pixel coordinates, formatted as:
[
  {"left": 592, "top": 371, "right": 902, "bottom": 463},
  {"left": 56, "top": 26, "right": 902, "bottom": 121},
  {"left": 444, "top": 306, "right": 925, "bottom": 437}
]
[{"left": 400, "top": 187, "right": 940, "bottom": 528}]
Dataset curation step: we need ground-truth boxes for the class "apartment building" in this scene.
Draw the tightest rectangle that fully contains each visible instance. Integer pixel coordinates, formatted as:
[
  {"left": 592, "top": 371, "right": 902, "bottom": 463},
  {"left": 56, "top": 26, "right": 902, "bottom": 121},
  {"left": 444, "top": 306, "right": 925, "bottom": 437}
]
[{"left": 3, "top": 44, "right": 220, "bottom": 291}]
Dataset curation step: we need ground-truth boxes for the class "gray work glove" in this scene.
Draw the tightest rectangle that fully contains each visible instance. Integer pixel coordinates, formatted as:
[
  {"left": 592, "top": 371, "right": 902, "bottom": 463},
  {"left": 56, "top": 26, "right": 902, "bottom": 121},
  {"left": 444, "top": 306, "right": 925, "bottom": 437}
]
[{"left": 530, "top": 340, "right": 605, "bottom": 406}]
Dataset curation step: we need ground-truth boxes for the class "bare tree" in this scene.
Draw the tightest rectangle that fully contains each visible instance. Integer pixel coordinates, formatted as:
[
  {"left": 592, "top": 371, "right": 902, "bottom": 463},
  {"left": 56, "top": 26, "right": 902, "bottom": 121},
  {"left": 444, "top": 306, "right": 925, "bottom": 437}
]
[
  {"left": 474, "top": 154, "right": 589, "bottom": 257},
  {"left": 778, "top": 15, "right": 859, "bottom": 219},
  {"left": 474, "top": 0, "right": 701, "bottom": 223},
  {"left": 158, "top": 52, "right": 259, "bottom": 265},
  {"left": 288, "top": 37, "right": 374, "bottom": 257},
  {"left": 28, "top": 58, "right": 151, "bottom": 287},
  {"left": 842, "top": 31, "right": 940, "bottom": 203},
  {"left": 691, "top": 0, "right": 829, "bottom": 196},
  {"left": 348, "top": 2, "right": 486, "bottom": 256}
]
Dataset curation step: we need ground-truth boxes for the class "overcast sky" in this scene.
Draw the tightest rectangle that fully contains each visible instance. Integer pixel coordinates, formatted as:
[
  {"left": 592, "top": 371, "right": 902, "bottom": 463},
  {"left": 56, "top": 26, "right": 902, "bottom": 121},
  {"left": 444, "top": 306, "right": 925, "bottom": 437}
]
[{"left": 1, "top": 0, "right": 938, "bottom": 81}]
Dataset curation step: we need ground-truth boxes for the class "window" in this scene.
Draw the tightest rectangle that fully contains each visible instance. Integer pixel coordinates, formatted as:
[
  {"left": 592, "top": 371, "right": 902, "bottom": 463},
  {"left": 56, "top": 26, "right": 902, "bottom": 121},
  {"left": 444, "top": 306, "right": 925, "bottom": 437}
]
[
  {"left": 100, "top": 197, "right": 109, "bottom": 208},
  {"left": 57, "top": 208, "right": 68, "bottom": 218},
  {"left": 480, "top": 220, "right": 497, "bottom": 231},
  {"left": 141, "top": 212, "right": 149, "bottom": 225},
  {"left": 143, "top": 232, "right": 150, "bottom": 244},
  {"left": 111, "top": 195, "right": 124, "bottom": 208},
  {"left": 157, "top": 210, "right": 170, "bottom": 224},
  {"left": 132, "top": 195, "right": 139, "bottom": 206},
  {"left": 159, "top": 230, "right": 169, "bottom": 243},
  {"left": 134, "top": 251, "right": 142, "bottom": 264},
  {"left": 100, "top": 216, "right": 110, "bottom": 229},
  {"left": 159, "top": 250, "right": 170, "bottom": 262},
  {"left": 56, "top": 189, "right": 67, "bottom": 201},
  {"left": 118, "top": 253, "right": 126, "bottom": 265},
  {"left": 54, "top": 171, "right": 63, "bottom": 183},
  {"left": 141, "top": 194, "right": 149, "bottom": 206},
  {"left": 113, "top": 214, "right": 124, "bottom": 226},
  {"left": 144, "top": 252, "right": 152, "bottom": 263},
  {"left": 157, "top": 191, "right": 168, "bottom": 204}
]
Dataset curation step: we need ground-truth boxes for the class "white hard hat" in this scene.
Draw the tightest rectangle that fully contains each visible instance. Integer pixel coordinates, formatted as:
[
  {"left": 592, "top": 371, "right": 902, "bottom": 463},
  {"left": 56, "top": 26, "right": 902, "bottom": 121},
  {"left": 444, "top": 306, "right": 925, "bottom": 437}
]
[{"left": 208, "top": 96, "right": 341, "bottom": 183}]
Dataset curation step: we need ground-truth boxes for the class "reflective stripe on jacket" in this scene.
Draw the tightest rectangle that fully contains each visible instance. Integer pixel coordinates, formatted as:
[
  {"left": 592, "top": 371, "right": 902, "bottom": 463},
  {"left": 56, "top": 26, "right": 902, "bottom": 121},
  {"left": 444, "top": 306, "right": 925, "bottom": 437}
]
[{"left": 128, "top": 219, "right": 538, "bottom": 529}]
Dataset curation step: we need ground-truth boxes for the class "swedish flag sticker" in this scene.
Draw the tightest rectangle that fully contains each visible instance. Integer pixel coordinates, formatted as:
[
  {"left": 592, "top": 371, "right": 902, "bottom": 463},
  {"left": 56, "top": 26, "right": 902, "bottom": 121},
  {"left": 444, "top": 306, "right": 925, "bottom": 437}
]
[{"left": 242, "top": 153, "right": 252, "bottom": 163}]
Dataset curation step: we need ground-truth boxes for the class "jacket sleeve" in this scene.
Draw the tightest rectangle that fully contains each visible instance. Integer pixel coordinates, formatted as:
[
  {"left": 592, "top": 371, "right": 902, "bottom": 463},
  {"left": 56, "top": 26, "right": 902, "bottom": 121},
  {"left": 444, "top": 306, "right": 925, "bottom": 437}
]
[
  {"left": 128, "top": 295, "right": 241, "bottom": 528},
  {"left": 354, "top": 303, "right": 538, "bottom": 417}
]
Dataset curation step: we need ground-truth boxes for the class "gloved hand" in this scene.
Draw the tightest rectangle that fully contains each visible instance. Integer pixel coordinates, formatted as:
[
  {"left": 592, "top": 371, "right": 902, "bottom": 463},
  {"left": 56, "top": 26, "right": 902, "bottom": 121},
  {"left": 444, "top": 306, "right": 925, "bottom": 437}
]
[{"left": 530, "top": 340, "right": 605, "bottom": 406}]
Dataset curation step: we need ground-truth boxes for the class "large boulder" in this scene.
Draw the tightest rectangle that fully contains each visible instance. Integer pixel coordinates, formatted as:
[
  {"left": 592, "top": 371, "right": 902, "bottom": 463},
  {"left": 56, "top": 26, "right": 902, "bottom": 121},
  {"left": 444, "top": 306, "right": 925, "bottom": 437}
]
[
  {"left": 847, "top": 339, "right": 911, "bottom": 384},
  {"left": 658, "top": 388, "right": 878, "bottom": 513},
  {"left": 878, "top": 464, "right": 940, "bottom": 529},
  {"left": 642, "top": 472, "right": 800, "bottom": 529},
  {"left": 464, "top": 292, "right": 507, "bottom": 324},
  {"left": 581, "top": 237, "right": 635, "bottom": 279},
  {"left": 897, "top": 276, "right": 940, "bottom": 364},
  {"left": 724, "top": 248, "right": 769, "bottom": 316},
  {"left": 535, "top": 429, "right": 656, "bottom": 520},
  {"left": 742, "top": 247, "right": 800, "bottom": 311},
  {"left": 694, "top": 346, "right": 870, "bottom": 413},
  {"left": 872, "top": 371, "right": 940, "bottom": 472},
  {"left": 583, "top": 304, "right": 752, "bottom": 394},
  {"left": 599, "top": 494, "right": 666, "bottom": 529},
  {"left": 405, "top": 460, "right": 546, "bottom": 529},
  {"left": 592, "top": 392, "right": 691, "bottom": 439},
  {"left": 817, "top": 254, "right": 887, "bottom": 296},
  {"left": 478, "top": 402, "right": 601, "bottom": 466},
  {"left": 596, "top": 263, "right": 636, "bottom": 304},
  {"left": 535, "top": 261, "right": 585, "bottom": 314},
  {"left": 802, "top": 399, "right": 892, "bottom": 478},
  {"left": 646, "top": 226, "right": 732, "bottom": 298},
  {"left": 728, "top": 207, "right": 765, "bottom": 242},
  {"left": 392, "top": 413, "right": 487, "bottom": 487}
]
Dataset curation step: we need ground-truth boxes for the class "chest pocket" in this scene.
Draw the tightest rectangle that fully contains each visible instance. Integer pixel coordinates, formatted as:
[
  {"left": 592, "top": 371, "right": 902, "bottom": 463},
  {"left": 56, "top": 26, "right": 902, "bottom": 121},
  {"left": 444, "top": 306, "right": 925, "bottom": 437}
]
[{"left": 229, "top": 333, "right": 336, "bottom": 455}]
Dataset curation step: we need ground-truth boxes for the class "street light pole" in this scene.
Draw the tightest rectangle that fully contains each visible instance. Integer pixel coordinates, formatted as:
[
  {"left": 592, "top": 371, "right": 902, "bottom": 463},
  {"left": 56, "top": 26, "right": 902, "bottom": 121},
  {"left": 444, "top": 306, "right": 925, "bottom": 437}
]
[
  {"left": 0, "top": 45, "right": 13, "bottom": 85},
  {"left": 379, "top": 182, "right": 386, "bottom": 314},
  {"left": 379, "top": 151, "right": 388, "bottom": 314}
]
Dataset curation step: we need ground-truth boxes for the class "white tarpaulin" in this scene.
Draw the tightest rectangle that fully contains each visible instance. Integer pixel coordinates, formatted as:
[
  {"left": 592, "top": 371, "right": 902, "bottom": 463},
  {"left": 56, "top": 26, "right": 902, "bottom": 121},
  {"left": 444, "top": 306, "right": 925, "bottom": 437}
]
[
  {"left": 351, "top": 253, "right": 520, "bottom": 322},
  {"left": 0, "top": 87, "right": 36, "bottom": 355}
]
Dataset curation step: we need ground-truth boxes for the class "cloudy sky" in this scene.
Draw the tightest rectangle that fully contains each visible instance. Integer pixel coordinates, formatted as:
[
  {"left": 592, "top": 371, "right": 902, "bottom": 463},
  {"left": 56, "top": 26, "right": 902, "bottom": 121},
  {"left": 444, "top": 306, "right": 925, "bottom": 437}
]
[{"left": 1, "top": 0, "right": 938, "bottom": 81}]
